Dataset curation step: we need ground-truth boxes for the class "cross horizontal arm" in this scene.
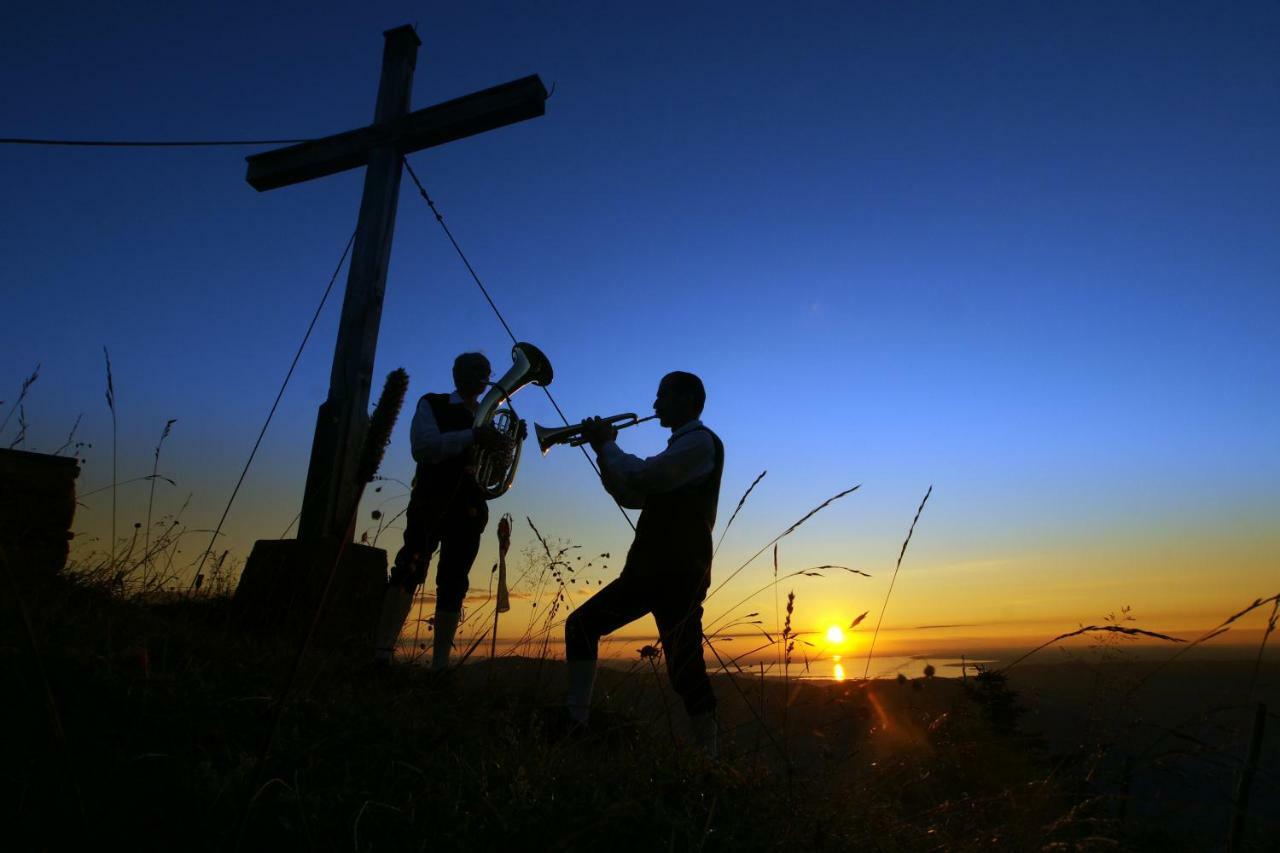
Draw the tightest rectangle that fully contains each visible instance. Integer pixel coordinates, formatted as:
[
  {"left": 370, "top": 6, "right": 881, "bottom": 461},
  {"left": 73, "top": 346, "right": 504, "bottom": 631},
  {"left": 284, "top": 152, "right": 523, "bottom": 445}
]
[{"left": 246, "top": 75, "right": 548, "bottom": 192}]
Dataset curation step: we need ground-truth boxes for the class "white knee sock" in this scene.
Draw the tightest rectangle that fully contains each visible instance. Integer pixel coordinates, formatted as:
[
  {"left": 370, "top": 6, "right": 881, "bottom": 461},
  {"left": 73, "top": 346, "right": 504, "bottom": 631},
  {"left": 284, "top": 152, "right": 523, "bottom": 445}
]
[
  {"left": 690, "top": 711, "right": 718, "bottom": 759},
  {"left": 374, "top": 584, "right": 416, "bottom": 662},
  {"left": 566, "top": 659, "right": 597, "bottom": 724},
  {"left": 432, "top": 609, "right": 460, "bottom": 671}
]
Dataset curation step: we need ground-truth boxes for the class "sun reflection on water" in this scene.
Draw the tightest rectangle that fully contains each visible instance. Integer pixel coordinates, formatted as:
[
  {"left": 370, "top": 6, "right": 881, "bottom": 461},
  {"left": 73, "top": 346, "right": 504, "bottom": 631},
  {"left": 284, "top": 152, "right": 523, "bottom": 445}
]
[{"left": 832, "top": 654, "right": 845, "bottom": 681}]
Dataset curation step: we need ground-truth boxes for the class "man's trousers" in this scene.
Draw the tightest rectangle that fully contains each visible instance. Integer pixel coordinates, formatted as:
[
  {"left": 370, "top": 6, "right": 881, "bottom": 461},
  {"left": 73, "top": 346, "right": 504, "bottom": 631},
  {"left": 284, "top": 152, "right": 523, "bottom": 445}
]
[
  {"left": 390, "top": 488, "right": 488, "bottom": 612},
  {"left": 564, "top": 569, "right": 716, "bottom": 717}
]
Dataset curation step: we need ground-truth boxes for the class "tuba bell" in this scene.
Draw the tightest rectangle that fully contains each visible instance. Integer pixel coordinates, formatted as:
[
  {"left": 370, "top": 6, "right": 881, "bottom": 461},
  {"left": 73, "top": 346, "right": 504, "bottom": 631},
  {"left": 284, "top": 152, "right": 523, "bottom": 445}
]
[{"left": 471, "top": 342, "right": 553, "bottom": 498}]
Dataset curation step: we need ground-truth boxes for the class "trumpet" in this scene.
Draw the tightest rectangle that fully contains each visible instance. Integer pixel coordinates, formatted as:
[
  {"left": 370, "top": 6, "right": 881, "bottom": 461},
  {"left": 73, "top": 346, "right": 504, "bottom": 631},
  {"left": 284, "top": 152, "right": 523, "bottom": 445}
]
[{"left": 535, "top": 413, "right": 657, "bottom": 455}]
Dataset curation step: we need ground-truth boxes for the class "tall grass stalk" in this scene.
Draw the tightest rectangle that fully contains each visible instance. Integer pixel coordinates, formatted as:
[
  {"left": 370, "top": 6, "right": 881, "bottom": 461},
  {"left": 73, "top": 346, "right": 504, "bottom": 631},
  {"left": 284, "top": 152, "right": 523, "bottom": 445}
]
[
  {"left": 773, "top": 545, "right": 781, "bottom": 680},
  {"left": 704, "top": 482, "right": 861, "bottom": 606},
  {"left": 1127, "top": 592, "right": 1280, "bottom": 698},
  {"left": 1000, "top": 623, "right": 1186, "bottom": 673},
  {"left": 705, "top": 565, "right": 869, "bottom": 634},
  {"left": 143, "top": 419, "right": 176, "bottom": 588},
  {"left": 862, "top": 485, "right": 931, "bottom": 679},
  {"left": 52, "top": 413, "right": 84, "bottom": 456},
  {"left": 103, "top": 347, "right": 117, "bottom": 574},
  {"left": 77, "top": 474, "right": 175, "bottom": 500},
  {"left": 0, "top": 362, "right": 39, "bottom": 438},
  {"left": 701, "top": 630, "right": 786, "bottom": 763},
  {"left": 713, "top": 469, "right": 766, "bottom": 559},
  {"left": 7, "top": 404, "right": 29, "bottom": 449},
  {"left": 781, "top": 589, "right": 796, "bottom": 746},
  {"left": 1243, "top": 598, "right": 1279, "bottom": 710}
]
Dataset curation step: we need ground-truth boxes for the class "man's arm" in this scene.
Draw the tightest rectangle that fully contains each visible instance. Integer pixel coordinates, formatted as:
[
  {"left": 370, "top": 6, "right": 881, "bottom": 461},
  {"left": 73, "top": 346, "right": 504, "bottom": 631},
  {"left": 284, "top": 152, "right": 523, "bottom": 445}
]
[
  {"left": 409, "top": 397, "right": 474, "bottom": 464},
  {"left": 599, "top": 464, "right": 646, "bottom": 510},
  {"left": 596, "top": 430, "right": 715, "bottom": 497}
]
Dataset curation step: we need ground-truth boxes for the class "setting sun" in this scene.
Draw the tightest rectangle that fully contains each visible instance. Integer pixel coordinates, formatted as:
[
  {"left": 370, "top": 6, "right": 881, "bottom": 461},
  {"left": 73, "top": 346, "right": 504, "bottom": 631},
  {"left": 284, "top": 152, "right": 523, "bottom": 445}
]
[{"left": 825, "top": 625, "right": 845, "bottom": 644}]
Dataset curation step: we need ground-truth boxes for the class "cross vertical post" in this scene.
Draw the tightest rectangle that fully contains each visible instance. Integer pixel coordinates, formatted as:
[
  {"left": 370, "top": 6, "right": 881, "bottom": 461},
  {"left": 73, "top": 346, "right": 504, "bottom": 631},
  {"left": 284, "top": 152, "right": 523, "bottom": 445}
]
[
  {"left": 297, "top": 25, "right": 420, "bottom": 542},
  {"left": 234, "top": 25, "right": 545, "bottom": 641}
]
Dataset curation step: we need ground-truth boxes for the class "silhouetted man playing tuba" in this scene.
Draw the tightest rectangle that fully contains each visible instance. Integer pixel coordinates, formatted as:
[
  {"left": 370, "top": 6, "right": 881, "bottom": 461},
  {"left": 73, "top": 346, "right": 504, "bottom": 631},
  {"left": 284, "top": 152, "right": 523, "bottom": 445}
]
[
  {"left": 375, "top": 352, "right": 509, "bottom": 668},
  {"left": 567, "top": 371, "right": 724, "bottom": 756}
]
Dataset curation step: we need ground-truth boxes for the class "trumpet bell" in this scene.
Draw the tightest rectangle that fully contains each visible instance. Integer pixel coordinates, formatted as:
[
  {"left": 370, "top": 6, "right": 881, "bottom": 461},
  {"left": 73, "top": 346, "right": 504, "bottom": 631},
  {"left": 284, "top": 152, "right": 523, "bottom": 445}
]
[
  {"left": 535, "top": 422, "right": 576, "bottom": 455},
  {"left": 533, "top": 413, "right": 654, "bottom": 455}
]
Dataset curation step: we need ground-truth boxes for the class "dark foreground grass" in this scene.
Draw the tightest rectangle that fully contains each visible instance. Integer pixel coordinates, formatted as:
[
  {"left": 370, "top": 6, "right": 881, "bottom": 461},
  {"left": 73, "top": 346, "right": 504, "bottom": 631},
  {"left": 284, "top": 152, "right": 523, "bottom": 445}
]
[{"left": 3, "top": 570, "right": 1177, "bottom": 852}]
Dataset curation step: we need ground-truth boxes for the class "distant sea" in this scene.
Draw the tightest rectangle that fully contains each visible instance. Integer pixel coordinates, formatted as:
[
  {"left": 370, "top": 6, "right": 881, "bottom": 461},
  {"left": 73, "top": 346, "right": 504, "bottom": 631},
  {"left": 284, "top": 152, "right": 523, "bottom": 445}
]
[
  {"left": 459, "top": 634, "right": 1267, "bottom": 680},
  {"left": 591, "top": 650, "right": 1000, "bottom": 681},
  {"left": 729, "top": 654, "right": 999, "bottom": 682}
]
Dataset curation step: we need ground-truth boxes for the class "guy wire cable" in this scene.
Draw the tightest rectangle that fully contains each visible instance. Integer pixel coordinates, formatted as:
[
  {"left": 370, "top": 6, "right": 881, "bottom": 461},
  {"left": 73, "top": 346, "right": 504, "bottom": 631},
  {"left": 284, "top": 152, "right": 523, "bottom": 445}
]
[
  {"left": 401, "top": 154, "right": 636, "bottom": 532},
  {"left": 187, "top": 230, "right": 357, "bottom": 590},
  {"left": 0, "top": 136, "right": 309, "bottom": 147}
]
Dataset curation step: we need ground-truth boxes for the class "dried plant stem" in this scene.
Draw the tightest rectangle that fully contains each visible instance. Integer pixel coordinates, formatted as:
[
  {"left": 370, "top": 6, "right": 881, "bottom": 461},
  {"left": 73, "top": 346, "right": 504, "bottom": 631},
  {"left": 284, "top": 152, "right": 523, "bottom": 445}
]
[
  {"left": 0, "top": 362, "right": 39, "bottom": 437},
  {"left": 712, "top": 640, "right": 776, "bottom": 672},
  {"left": 705, "top": 565, "right": 869, "bottom": 634},
  {"left": 862, "top": 486, "right": 932, "bottom": 680},
  {"left": 713, "top": 469, "right": 766, "bottom": 559},
  {"left": 773, "top": 546, "right": 781, "bottom": 680},
  {"left": 782, "top": 590, "right": 796, "bottom": 743},
  {"left": 6, "top": 404, "right": 29, "bottom": 449},
  {"left": 702, "top": 632, "right": 787, "bottom": 764},
  {"left": 1001, "top": 624, "right": 1186, "bottom": 673},
  {"left": 143, "top": 419, "right": 176, "bottom": 588},
  {"left": 1127, "top": 593, "right": 1280, "bottom": 699},
  {"left": 52, "top": 413, "right": 83, "bottom": 455},
  {"left": 1242, "top": 598, "right": 1278, "bottom": 712},
  {"left": 704, "top": 483, "right": 861, "bottom": 606},
  {"left": 77, "top": 474, "right": 175, "bottom": 499},
  {"left": 103, "top": 347, "right": 117, "bottom": 574}
]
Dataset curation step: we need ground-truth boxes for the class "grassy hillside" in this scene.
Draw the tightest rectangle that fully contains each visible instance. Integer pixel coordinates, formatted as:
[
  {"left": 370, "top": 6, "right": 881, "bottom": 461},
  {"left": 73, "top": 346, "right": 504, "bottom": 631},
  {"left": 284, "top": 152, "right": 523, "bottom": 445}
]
[{"left": 2, "top": 567, "right": 1270, "bottom": 851}]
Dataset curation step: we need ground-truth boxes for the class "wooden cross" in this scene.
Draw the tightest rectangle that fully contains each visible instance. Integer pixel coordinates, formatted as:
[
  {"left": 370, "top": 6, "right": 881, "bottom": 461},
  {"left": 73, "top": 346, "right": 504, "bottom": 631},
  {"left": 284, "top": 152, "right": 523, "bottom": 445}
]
[{"left": 245, "top": 25, "right": 546, "bottom": 543}]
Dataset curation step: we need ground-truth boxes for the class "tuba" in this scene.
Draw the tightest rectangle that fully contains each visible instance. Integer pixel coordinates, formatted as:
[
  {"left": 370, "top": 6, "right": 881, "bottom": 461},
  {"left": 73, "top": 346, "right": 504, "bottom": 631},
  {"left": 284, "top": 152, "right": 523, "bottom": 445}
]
[{"left": 471, "top": 342, "right": 554, "bottom": 498}]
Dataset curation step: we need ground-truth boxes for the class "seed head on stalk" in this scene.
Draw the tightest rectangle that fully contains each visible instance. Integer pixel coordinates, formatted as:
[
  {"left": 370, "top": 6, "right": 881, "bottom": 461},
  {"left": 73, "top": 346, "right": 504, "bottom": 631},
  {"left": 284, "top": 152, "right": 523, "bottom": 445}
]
[{"left": 357, "top": 368, "right": 409, "bottom": 485}]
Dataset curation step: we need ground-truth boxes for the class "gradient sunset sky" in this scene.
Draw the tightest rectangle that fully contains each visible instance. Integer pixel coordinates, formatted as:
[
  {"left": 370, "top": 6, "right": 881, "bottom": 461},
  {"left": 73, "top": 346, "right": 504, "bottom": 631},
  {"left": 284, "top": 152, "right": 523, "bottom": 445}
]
[{"left": 2, "top": 2, "right": 1276, "bottom": 658}]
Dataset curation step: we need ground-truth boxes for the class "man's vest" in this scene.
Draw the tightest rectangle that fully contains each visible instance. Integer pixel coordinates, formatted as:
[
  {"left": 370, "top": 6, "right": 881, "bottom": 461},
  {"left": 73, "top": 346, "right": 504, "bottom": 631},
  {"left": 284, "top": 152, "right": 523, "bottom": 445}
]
[
  {"left": 413, "top": 393, "right": 485, "bottom": 509},
  {"left": 624, "top": 426, "right": 724, "bottom": 579}
]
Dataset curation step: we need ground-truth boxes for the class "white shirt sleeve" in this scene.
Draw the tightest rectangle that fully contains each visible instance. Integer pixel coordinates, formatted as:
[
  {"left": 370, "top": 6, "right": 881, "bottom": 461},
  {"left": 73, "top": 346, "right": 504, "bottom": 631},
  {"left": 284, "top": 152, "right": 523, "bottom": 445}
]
[
  {"left": 409, "top": 396, "right": 475, "bottom": 464},
  {"left": 596, "top": 428, "right": 716, "bottom": 501}
]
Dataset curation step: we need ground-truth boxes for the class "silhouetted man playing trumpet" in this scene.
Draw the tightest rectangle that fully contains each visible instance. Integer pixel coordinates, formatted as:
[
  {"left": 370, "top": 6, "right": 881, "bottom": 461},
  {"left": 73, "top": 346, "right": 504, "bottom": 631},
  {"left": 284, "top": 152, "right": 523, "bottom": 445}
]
[
  {"left": 375, "top": 352, "right": 509, "bottom": 668},
  {"left": 567, "top": 371, "right": 724, "bottom": 756}
]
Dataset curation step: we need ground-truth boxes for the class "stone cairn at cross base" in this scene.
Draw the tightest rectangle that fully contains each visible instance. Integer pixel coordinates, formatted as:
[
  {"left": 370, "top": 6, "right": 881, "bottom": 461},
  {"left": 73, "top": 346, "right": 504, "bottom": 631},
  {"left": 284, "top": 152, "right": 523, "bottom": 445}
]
[{"left": 232, "top": 539, "right": 389, "bottom": 649}]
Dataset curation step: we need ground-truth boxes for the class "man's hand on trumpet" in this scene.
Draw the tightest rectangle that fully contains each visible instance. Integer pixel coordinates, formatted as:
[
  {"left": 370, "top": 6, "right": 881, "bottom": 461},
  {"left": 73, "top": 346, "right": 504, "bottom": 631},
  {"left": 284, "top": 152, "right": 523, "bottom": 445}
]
[{"left": 579, "top": 416, "right": 619, "bottom": 452}]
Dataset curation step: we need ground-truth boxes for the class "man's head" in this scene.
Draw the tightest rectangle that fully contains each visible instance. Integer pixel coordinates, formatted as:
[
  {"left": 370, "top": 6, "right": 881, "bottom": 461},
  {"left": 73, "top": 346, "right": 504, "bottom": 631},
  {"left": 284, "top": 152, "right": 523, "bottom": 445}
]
[
  {"left": 453, "top": 352, "right": 491, "bottom": 400},
  {"left": 653, "top": 371, "right": 705, "bottom": 429}
]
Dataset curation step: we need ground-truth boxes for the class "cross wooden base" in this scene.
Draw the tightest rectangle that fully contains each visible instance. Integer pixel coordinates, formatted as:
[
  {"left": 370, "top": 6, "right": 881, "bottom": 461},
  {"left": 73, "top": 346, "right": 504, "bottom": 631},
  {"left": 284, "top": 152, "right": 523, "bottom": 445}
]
[
  {"left": 233, "top": 538, "right": 387, "bottom": 648},
  {"left": 0, "top": 448, "right": 80, "bottom": 582}
]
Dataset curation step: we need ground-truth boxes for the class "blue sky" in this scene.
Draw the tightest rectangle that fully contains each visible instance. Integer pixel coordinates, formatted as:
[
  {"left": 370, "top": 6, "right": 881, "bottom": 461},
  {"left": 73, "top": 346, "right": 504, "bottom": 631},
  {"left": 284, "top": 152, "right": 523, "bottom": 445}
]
[{"left": 2, "top": 1, "right": 1277, "bottom": 645}]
